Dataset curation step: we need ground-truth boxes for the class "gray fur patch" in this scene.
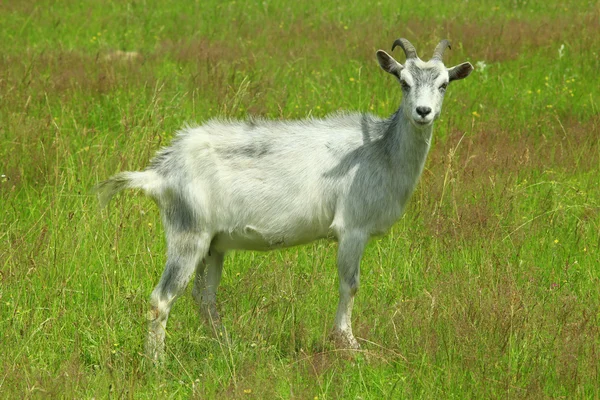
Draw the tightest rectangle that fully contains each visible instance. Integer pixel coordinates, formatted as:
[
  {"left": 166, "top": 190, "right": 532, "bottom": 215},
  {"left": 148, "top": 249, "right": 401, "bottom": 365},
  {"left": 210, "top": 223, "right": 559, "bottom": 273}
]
[
  {"left": 157, "top": 259, "right": 178, "bottom": 295},
  {"left": 323, "top": 112, "right": 398, "bottom": 178},
  {"left": 219, "top": 141, "right": 272, "bottom": 158},
  {"left": 163, "top": 187, "right": 197, "bottom": 232}
]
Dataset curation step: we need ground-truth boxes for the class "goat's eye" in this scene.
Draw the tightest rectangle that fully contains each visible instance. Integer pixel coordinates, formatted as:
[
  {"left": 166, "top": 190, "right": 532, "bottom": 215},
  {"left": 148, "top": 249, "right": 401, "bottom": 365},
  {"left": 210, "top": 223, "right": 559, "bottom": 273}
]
[
  {"left": 439, "top": 83, "right": 448, "bottom": 91},
  {"left": 400, "top": 80, "right": 411, "bottom": 90}
]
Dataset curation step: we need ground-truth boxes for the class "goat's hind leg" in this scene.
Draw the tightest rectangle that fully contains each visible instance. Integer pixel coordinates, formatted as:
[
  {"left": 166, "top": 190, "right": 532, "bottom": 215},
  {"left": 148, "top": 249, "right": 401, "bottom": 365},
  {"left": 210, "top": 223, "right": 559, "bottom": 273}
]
[
  {"left": 146, "top": 231, "right": 211, "bottom": 362},
  {"left": 192, "top": 249, "right": 224, "bottom": 331}
]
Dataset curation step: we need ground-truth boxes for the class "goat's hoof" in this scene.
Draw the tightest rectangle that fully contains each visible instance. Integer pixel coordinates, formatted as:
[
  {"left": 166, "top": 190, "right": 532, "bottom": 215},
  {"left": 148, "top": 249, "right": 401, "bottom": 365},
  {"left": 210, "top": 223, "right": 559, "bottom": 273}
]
[
  {"left": 145, "top": 342, "right": 165, "bottom": 365},
  {"left": 200, "top": 309, "right": 222, "bottom": 332},
  {"left": 207, "top": 319, "right": 232, "bottom": 346},
  {"left": 199, "top": 308, "right": 232, "bottom": 343},
  {"left": 145, "top": 324, "right": 166, "bottom": 365},
  {"left": 330, "top": 329, "right": 360, "bottom": 350}
]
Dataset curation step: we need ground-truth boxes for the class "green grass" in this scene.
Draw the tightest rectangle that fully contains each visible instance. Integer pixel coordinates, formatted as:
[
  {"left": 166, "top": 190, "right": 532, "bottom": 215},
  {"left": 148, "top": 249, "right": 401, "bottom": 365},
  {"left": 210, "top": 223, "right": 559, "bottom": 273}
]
[{"left": 1, "top": 0, "right": 599, "bottom": 398}]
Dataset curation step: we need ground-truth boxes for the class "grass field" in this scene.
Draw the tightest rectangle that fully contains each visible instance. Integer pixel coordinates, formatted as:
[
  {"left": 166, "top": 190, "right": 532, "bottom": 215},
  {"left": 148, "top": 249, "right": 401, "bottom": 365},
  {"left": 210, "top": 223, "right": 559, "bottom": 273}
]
[{"left": 1, "top": 0, "right": 599, "bottom": 398}]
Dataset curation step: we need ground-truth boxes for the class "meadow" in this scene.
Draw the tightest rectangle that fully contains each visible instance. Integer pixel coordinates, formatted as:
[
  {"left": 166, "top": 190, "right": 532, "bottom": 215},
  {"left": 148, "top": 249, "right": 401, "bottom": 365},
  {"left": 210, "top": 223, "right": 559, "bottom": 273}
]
[{"left": 1, "top": 0, "right": 599, "bottom": 398}]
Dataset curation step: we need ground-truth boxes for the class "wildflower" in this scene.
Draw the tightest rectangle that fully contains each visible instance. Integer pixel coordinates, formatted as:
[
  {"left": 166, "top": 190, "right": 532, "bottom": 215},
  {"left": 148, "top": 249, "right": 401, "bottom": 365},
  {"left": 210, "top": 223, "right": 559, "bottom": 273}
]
[
  {"left": 472, "top": 111, "right": 480, "bottom": 117},
  {"left": 546, "top": 105, "right": 553, "bottom": 109},
  {"left": 244, "top": 389, "right": 252, "bottom": 394},
  {"left": 349, "top": 77, "right": 355, "bottom": 82},
  {"left": 558, "top": 44, "right": 565, "bottom": 59},
  {"left": 554, "top": 239, "right": 559, "bottom": 244},
  {"left": 475, "top": 60, "right": 487, "bottom": 72}
]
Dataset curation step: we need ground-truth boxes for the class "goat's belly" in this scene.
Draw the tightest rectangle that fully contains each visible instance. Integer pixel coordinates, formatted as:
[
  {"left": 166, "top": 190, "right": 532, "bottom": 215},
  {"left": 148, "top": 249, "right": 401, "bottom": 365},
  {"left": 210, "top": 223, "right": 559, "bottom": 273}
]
[{"left": 211, "top": 225, "right": 332, "bottom": 252}]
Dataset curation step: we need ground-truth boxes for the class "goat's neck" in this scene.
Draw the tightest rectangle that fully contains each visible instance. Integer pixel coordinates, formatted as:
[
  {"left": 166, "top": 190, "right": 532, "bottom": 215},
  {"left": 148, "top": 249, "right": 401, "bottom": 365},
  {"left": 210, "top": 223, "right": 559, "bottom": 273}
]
[{"left": 383, "top": 105, "right": 433, "bottom": 187}]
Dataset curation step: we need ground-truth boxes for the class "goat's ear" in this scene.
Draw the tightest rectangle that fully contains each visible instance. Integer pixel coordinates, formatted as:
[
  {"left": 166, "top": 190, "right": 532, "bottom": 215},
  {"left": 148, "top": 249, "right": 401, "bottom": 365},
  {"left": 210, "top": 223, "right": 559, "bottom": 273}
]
[
  {"left": 376, "top": 50, "right": 403, "bottom": 80},
  {"left": 447, "top": 62, "right": 474, "bottom": 82}
]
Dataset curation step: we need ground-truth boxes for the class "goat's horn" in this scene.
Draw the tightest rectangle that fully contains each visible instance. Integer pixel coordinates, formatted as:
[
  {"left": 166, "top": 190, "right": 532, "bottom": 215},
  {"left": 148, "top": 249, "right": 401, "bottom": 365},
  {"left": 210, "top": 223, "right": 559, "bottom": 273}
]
[
  {"left": 391, "top": 38, "right": 418, "bottom": 59},
  {"left": 432, "top": 39, "right": 451, "bottom": 61}
]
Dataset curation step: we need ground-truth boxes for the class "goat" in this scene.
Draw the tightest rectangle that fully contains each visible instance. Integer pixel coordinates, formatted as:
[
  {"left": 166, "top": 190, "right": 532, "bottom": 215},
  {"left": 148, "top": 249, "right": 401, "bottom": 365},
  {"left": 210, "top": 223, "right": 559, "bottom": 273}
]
[{"left": 95, "top": 38, "right": 473, "bottom": 362}]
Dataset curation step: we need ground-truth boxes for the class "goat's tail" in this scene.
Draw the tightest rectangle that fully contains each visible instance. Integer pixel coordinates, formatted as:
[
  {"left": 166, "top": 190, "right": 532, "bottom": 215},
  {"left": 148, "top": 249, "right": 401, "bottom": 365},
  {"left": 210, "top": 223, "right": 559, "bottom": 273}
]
[{"left": 93, "top": 170, "right": 163, "bottom": 208}]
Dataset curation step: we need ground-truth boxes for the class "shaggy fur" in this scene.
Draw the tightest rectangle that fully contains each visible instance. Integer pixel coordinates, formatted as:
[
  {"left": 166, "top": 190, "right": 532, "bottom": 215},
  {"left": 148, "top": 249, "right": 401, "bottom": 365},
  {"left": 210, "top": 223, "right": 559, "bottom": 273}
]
[{"left": 95, "top": 39, "right": 473, "bottom": 361}]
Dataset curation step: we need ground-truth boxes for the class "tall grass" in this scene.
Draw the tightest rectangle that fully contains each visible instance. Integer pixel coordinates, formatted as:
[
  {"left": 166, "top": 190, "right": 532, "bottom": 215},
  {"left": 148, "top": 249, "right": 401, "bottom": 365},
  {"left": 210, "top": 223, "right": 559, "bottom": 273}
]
[{"left": 1, "top": 0, "right": 599, "bottom": 398}]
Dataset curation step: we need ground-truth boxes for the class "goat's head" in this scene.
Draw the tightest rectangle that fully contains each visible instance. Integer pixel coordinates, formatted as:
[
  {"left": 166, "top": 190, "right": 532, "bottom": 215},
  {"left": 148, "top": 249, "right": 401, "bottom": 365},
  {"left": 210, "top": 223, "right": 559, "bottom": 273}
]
[{"left": 376, "top": 38, "right": 473, "bottom": 128}]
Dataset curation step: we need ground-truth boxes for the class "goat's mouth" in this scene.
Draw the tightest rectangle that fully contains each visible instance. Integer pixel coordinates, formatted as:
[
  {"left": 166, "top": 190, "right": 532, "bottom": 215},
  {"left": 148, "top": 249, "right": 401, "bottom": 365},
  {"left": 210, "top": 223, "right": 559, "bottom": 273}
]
[{"left": 412, "top": 119, "right": 433, "bottom": 128}]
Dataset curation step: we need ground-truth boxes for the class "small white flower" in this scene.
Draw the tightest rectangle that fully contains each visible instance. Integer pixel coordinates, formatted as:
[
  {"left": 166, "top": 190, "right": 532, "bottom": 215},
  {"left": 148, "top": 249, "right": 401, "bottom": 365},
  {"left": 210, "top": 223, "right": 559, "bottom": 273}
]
[
  {"left": 476, "top": 60, "right": 487, "bottom": 72},
  {"left": 558, "top": 44, "right": 565, "bottom": 59}
]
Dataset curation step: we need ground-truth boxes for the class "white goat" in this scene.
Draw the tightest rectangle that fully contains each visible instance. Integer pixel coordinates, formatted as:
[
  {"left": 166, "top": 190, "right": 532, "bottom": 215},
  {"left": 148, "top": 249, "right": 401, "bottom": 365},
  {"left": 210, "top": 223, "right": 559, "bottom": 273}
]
[{"left": 95, "top": 38, "right": 473, "bottom": 361}]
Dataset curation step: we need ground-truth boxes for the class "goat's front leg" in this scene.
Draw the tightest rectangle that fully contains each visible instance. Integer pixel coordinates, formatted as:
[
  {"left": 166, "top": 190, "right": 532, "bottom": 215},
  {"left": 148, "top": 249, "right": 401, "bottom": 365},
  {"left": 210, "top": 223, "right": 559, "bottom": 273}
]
[{"left": 332, "top": 230, "right": 368, "bottom": 349}]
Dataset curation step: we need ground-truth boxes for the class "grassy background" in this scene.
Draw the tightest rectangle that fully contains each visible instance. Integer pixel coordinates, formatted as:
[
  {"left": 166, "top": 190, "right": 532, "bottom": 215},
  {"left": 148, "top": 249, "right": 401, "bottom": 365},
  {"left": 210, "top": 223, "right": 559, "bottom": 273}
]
[{"left": 1, "top": 0, "right": 599, "bottom": 398}]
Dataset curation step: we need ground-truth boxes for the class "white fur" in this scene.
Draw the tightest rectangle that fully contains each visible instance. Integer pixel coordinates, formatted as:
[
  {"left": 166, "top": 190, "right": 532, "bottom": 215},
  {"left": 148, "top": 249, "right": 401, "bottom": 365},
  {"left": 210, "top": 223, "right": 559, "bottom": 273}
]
[{"left": 95, "top": 40, "right": 473, "bottom": 361}]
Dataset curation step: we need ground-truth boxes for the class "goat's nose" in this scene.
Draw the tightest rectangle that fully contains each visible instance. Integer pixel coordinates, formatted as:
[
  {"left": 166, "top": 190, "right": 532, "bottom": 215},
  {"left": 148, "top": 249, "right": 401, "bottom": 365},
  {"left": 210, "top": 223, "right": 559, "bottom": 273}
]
[{"left": 416, "top": 106, "right": 432, "bottom": 117}]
